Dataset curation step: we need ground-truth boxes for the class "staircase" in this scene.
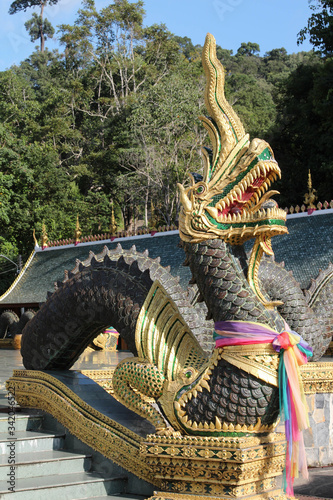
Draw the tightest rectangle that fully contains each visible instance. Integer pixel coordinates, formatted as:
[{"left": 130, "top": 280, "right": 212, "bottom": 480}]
[{"left": 0, "top": 409, "right": 151, "bottom": 499}]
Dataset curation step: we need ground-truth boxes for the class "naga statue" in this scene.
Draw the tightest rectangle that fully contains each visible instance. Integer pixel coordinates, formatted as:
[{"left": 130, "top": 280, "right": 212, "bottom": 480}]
[
  {"left": 0, "top": 309, "right": 35, "bottom": 340},
  {"left": 21, "top": 34, "right": 332, "bottom": 456}
]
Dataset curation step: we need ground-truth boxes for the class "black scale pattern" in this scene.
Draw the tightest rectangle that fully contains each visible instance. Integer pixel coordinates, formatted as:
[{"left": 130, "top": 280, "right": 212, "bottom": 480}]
[{"left": 185, "top": 360, "right": 280, "bottom": 427}]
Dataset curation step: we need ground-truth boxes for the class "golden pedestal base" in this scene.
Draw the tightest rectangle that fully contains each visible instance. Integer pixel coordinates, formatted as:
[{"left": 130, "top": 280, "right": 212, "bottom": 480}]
[
  {"left": 141, "top": 432, "right": 290, "bottom": 499},
  {"left": 148, "top": 491, "right": 289, "bottom": 500}
]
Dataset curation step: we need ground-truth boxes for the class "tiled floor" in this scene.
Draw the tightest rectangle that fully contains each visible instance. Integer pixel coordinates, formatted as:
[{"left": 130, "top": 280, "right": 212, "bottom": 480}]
[{"left": 293, "top": 466, "right": 333, "bottom": 499}]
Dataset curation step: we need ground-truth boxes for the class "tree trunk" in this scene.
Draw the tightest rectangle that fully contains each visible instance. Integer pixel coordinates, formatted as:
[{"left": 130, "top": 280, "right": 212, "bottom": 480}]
[{"left": 40, "top": 2, "right": 45, "bottom": 53}]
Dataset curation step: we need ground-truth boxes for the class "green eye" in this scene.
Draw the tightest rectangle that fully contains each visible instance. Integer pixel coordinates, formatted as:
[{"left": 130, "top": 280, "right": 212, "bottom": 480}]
[
  {"left": 185, "top": 370, "right": 192, "bottom": 378},
  {"left": 197, "top": 185, "right": 204, "bottom": 194}
]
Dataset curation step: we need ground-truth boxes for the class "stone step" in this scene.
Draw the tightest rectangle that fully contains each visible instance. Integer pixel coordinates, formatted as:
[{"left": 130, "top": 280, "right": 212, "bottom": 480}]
[
  {"left": 0, "top": 414, "right": 43, "bottom": 433},
  {"left": 0, "top": 397, "right": 20, "bottom": 410},
  {"left": 0, "top": 472, "right": 127, "bottom": 499},
  {"left": 0, "top": 429, "right": 65, "bottom": 455},
  {"left": 0, "top": 449, "right": 92, "bottom": 480}
]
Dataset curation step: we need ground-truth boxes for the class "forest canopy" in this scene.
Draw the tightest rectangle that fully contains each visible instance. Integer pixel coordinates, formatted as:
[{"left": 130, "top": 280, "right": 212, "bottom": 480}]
[{"left": 0, "top": 0, "right": 332, "bottom": 280}]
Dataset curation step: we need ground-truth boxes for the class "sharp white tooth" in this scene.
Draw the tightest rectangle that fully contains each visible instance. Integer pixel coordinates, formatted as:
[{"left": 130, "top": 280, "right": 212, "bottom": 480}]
[
  {"left": 181, "top": 415, "right": 188, "bottom": 423},
  {"left": 206, "top": 206, "right": 219, "bottom": 219},
  {"left": 193, "top": 389, "right": 198, "bottom": 398},
  {"left": 227, "top": 227, "right": 233, "bottom": 239},
  {"left": 256, "top": 165, "right": 261, "bottom": 176},
  {"left": 198, "top": 422, "right": 203, "bottom": 429},
  {"left": 227, "top": 214, "right": 232, "bottom": 222},
  {"left": 197, "top": 385, "right": 203, "bottom": 392},
  {"left": 260, "top": 163, "right": 266, "bottom": 175},
  {"left": 249, "top": 173, "right": 254, "bottom": 184},
  {"left": 215, "top": 417, "right": 222, "bottom": 430},
  {"left": 201, "top": 380, "right": 210, "bottom": 392},
  {"left": 174, "top": 401, "right": 181, "bottom": 411},
  {"left": 237, "top": 213, "right": 242, "bottom": 222},
  {"left": 267, "top": 178, "right": 271, "bottom": 187},
  {"left": 204, "top": 422, "right": 210, "bottom": 429},
  {"left": 220, "top": 200, "right": 226, "bottom": 210},
  {"left": 188, "top": 391, "right": 193, "bottom": 400},
  {"left": 203, "top": 373, "right": 211, "bottom": 380},
  {"left": 232, "top": 213, "right": 237, "bottom": 222},
  {"left": 210, "top": 422, "right": 215, "bottom": 430},
  {"left": 236, "top": 187, "right": 242, "bottom": 198},
  {"left": 192, "top": 421, "right": 197, "bottom": 429}
]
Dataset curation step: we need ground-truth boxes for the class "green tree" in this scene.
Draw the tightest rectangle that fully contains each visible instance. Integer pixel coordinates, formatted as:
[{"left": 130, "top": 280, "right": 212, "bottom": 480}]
[
  {"left": 9, "top": 0, "right": 59, "bottom": 52},
  {"left": 120, "top": 69, "right": 206, "bottom": 226},
  {"left": 236, "top": 42, "right": 260, "bottom": 57},
  {"left": 227, "top": 73, "right": 276, "bottom": 138},
  {"left": 24, "top": 12, "right": 55, "bottom": 52},
  {"left": 298, "top": 0, "right": 333, "bottom": 57},
  {"left": 269, "top": 0, "right": 333, "bottom": 205},
  {"left": 271, "top": 57, "right": 333, "bottom": 205}
]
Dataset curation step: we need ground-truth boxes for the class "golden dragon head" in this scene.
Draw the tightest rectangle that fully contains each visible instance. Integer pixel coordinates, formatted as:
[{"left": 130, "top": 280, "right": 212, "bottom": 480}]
[{"left": 178, "top": 33, "right": 287, "bottom": 247}]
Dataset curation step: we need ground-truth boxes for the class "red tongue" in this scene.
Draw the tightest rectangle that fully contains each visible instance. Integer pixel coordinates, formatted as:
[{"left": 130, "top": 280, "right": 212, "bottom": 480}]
[{"left": 218, "top": 177, "right": 265, "bottom": 217}]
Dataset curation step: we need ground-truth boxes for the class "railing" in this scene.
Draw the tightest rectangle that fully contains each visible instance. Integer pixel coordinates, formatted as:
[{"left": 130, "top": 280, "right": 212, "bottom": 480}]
[
  {"left": 42, "top": 201, "right": 333, "bottom": 249},
  {"left": 46, "top": 225, "right": 179, "bottom": 249},
  {"left": 284, "top": 200, "right": 333, "bottom": 214}
]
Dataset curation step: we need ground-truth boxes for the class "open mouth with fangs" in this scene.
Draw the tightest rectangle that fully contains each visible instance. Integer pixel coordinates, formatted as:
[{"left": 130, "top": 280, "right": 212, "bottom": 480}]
[{"left": 205, "top": 160, "right": 286, "bottom": 225}]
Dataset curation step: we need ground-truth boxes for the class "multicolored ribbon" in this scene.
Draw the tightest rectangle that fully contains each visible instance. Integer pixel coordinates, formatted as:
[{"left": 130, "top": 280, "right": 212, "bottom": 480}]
[{"left": 214, "top": 320, "right": 313, "bottom": 496}]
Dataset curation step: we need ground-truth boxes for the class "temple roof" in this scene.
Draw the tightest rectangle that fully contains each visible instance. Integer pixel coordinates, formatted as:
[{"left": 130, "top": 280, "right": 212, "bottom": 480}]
[
  {"left": 269, "top": 210, "right": 333, "bottom": 289},
  {"left": 0, "top": 232, "right": 189, "bottom": 306},
  {"left": 0, "top": 210, "right": 332, "bottom": 307}
]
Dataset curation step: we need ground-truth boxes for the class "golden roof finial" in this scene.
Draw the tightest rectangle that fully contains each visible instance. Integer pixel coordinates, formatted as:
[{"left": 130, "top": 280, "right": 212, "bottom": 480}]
[
  {"left": 74, "top": 215, "right": 82, "bottom": 244},
  {"left": 109, "top": 203, "right": 117, "bottom": 236},
  {"left": 41, "top": 222, "right": 48, "bottom": 249},
  {"left": 304, "top": 169, "right": 317, "bottom": 209},
  {"left": 308, "top": 170, "right": 312, "bottom": 190}
]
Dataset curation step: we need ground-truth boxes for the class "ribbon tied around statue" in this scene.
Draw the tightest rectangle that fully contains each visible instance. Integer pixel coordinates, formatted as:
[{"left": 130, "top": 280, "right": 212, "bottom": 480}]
[{"left": 214, "top": 320, "right": 313, "bottom": 496}]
